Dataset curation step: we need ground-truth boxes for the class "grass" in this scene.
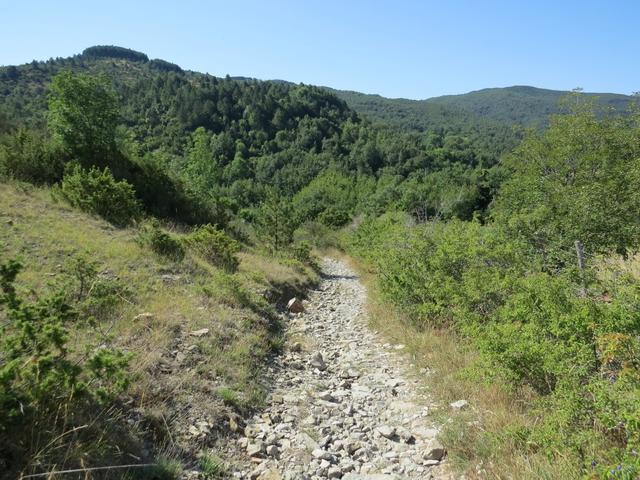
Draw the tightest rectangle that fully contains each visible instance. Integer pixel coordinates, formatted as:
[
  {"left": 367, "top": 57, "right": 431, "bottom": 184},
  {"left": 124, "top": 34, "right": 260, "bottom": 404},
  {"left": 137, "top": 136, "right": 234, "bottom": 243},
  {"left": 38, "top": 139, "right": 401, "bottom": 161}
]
[
  {"left": 340, "top": 252, "right": 582, "bottom": 480},
  {"left": 0, "top": 180, "right": 318, "bottom": 478},
  {"left": 199, "top": 452, "right": 226, "bottom": 478}
]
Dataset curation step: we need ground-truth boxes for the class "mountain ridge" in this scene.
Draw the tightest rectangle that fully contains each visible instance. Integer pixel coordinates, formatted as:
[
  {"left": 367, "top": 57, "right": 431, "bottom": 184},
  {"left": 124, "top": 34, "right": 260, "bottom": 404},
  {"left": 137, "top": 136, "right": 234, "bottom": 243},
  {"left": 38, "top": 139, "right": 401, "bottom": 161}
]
[{"left": 1, "top": 45, "right": 634, "bottom": 132}]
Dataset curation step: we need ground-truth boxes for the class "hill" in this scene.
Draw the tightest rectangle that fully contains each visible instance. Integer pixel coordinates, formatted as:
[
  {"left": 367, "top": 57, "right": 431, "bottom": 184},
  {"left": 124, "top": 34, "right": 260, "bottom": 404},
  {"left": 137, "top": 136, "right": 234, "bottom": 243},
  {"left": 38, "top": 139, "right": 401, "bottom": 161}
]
[
  {"left": 0, "top": 45, "right": 521, "bottom": 225},
  {"left": 425, "top": 85, "right": 634, "bottom": 127},
  {"left": 332, "top": 86, "right": 634, "bottom": 131}
]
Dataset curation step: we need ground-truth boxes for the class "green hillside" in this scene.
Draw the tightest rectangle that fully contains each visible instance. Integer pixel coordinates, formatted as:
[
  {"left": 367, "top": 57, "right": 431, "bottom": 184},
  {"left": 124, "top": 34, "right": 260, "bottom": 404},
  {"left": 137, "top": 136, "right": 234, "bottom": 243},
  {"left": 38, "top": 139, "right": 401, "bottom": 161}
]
[
  {"left": 425, "top": 85, "right": 634, "bottom": 127},
  {"left": 331, "top": 85, "right": 634, "bottom": 131}
]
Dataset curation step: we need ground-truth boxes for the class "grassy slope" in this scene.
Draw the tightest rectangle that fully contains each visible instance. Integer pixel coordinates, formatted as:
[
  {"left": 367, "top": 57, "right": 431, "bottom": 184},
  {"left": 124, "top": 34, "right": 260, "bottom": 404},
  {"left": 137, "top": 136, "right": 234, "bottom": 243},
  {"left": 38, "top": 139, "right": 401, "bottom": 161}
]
[{"left": 0, "top": 181, "right": 317, "bottom": 476}]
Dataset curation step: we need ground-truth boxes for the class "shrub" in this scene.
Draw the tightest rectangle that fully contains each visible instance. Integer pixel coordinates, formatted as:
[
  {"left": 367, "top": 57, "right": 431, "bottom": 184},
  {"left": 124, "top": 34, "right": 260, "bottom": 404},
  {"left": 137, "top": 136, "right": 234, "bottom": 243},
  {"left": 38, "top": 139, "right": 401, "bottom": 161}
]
[
  {"left": 59, "top": 164, "right": 142, "bottom": 226},
  {"left": 0, "top": 128, "right": 65, "bottom": 184},
  {"left": 61, "top": 252, "right": 132, "bottom": 323},
  {"left": 318, "top": 206, "right": 351, "bottom": 227},
  {"left": 351, "top": 214, "right": 640, "bottom": 472},
  {"left": 0, "top": 259, "right": 130, "bottom": 470},
  {"left": 290, "top": 240, "right": 313, "bottom": 264},
  {"left": 137, "top": 221, "right": 185, "bottom": 261},
  {"left": 183, "top": 224, "right": 240, "bottom": 272}
]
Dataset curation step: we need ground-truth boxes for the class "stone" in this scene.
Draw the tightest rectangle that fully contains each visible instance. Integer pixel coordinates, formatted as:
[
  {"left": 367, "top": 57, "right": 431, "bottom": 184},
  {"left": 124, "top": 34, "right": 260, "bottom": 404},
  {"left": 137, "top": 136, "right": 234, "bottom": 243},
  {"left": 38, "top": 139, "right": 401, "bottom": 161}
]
[
  {"left": 310, "top": 352, "right": 327, "bottom": 371},
  {"left": 266, "top": 444, "right": 279, "bottom": 457},
  {"left": 317, "top": 391, "right": 335, "bottom": 402},
  {"left": 423, "top": 442, "right": 446, "bottom": 461},
  {"left": 311, "top": 448, "right": 332, "bottom": 461},
  {"left": 189, "top": 328, "right": 210, "bottom": 337},
  {"left": 229, "top": 416, "right": 239, "bottom": 432},
  {"left": 450, "top": 399, "right": 469, "bottom": 410},
  {"left": 376, "top": 425, "right": 396, "bottom": 439},
  {"left": 133, "top": 312, "right": 154, "bottom": 322},
  {"left": 327, "top": 467, "right": 343, "bottom": 478},
  {"left": 287, "top": 297, "right": 305, "bottom": 313},
  {"left": 247, "top": 441, "right": 265, "bottom": 457},
  {"left": 342, "top": 475, "right": 405, "bottom": 480}
]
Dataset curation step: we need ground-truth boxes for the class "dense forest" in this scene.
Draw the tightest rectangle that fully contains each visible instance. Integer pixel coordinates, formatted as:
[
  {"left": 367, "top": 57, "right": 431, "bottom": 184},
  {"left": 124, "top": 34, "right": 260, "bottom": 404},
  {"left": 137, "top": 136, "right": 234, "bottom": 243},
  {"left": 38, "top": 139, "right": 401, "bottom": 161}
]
[
  {"left": 1, "top": 45, "right": 639, "bottom": 479},
  {"left": 334, "top": 85, "right": 634, "bottom": 130},
  {"left": 0, "top": 46, "right": 524, "bottom": 227}
]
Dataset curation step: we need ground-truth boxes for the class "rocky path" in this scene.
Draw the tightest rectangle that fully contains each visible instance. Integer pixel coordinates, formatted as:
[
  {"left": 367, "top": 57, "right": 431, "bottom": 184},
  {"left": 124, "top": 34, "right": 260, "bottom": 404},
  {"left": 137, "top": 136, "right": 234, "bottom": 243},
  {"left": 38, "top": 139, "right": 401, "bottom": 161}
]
[{"left": 234, "top": 258, "right": 448, "bottom": 480}]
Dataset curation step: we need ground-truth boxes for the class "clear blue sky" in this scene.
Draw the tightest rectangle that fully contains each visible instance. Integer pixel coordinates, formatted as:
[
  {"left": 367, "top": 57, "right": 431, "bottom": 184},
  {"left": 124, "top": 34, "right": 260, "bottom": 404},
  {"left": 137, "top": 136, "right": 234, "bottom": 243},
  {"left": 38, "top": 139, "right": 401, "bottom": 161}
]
[{"left": 2, "top": 0, "right": 638, "bottom": 99}]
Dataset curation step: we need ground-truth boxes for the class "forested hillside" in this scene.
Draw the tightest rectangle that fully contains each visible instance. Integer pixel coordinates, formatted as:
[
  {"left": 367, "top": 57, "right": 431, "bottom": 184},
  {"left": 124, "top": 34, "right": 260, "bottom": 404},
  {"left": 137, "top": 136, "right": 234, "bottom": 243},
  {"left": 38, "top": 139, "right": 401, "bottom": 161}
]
[
  {"left": 426, "top": 85, "right": 634, "bottom": 126},
  {"left": 332, "top": 85, "right": 634, "bottom": 131},
  {"left": 0, "top": 46, "right": 520, "bottom": 224}
]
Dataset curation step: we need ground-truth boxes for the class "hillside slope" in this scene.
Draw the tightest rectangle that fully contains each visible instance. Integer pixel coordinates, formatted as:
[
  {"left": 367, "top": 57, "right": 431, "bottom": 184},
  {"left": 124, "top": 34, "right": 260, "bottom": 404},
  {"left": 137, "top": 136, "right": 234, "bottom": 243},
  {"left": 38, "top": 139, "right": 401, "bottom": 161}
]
[
  {"left": 332, "top": 86, "right": 633, "bottom": 131},
  {"left": 425, "top": 85, "right": 633, "bottom": 126},
  {"left": 0, "top": 180, "right": 317, "bottom": 478}
]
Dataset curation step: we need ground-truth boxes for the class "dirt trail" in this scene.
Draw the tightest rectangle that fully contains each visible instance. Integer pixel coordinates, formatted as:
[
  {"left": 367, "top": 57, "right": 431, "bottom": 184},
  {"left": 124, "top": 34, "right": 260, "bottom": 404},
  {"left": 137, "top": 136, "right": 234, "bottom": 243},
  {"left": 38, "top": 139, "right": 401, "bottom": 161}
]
[{"left": 234, "top": 258, "right": 449, "bottom": 480}]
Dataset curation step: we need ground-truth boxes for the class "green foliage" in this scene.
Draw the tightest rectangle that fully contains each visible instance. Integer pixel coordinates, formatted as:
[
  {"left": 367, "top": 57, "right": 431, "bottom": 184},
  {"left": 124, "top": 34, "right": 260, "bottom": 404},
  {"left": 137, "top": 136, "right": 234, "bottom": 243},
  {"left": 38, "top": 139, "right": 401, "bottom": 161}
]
[
  {"left": 48, "top": 71, "right": 119, "bottom": 163},
  {"left": 137, "top": 221, "right": 185, "bottom": 261},
  {"left": 199, "top": 453, "right": 226, "bottom": 478},
  {"left": 0, "top": 52, "right": 532, "bottom": 224},
  {"left": 183, "top": 224, "right": 240, "bottom": 272},
  {"left": 59, "top": 164, "right": 142, "bottom": 226},
  {"left": 61, "top": 252, "right": 132, "bottom": 323},
  {"left": 0, "top": 128, "right": 65, "bottom": 183},
  {"left": 0, "top": 258, "right": 130, "bottom": 454},
  {"left": 346, "top": 101, "right": 640, "bottom": 474},
  {"left": 290, "top": 240, "right": 313, "bottom": 264},
  {"left": 493, "top": 105, "right": 640, "bottom": 263},
  {"left": 425, "top": 85, "right": 633, "bottom": 127},
  {"left": 257, "top": 190, "right": 296, "bottom": 252},
  {"left": 82, "top": 45, "right": 149, "bottom": 62}
]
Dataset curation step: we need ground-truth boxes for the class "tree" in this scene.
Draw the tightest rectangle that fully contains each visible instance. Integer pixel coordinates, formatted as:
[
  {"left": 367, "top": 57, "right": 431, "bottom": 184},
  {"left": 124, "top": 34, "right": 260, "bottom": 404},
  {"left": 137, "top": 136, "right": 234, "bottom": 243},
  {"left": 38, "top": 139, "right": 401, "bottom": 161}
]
[
  {"left": 48, "top": 71, "right": 119, "bottom": 164},
  {"left": 182, "top": 127, "right": 221, "bottom": 195},
  {"left": 257, "top": 190, "right": 296, "bottom": 252},
  {"left": 492, "top": 101, "right": 640, "bottom": 261}
]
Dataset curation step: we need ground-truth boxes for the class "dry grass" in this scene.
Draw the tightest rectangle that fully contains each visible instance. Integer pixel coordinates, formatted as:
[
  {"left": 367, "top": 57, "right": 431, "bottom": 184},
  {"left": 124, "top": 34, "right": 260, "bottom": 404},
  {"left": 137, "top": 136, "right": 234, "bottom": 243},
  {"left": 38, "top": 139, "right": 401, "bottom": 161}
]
[
  {"left": 338, "top": 252, "right": 580, "bottom": 480},
  {"left": 0, "top": 181, "right": 318, "bottom": 477}
]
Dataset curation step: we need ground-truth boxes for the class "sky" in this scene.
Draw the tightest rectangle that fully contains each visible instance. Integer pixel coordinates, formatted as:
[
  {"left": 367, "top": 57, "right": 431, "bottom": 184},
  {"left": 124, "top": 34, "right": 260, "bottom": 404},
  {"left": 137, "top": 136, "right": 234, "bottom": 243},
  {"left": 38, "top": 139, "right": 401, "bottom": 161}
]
[{"left": 2, "top": 0, "right": 638, "bottom": 99}]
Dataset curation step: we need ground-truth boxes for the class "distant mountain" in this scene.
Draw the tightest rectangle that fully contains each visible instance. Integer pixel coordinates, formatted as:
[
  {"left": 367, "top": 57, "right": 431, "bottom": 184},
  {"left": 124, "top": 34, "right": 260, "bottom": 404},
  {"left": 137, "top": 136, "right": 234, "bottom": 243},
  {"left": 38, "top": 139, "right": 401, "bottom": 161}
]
[
  {"left": 330, "top": 86, "right": 634, "bottom": 132},
  {"left": 425, "top": 86, "right": 633, "bottom": 127},
  {"left": 329, "top": 89, "right": 498, "bottom": 133}
]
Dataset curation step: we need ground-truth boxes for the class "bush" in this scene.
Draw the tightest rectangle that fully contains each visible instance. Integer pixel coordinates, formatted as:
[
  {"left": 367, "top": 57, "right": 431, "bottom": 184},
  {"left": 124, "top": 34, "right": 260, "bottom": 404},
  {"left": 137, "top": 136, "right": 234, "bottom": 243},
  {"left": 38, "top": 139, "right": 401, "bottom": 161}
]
[
  {"left": 0, "top": 259, "right": 130, "bottom": 472},
  {"left": 59, "top": 164, "right": 142, "bottom": 226},
  {"left": 0, "top": 128, "right": 65, "bottom": 184},
  {"left": 318, "top": 206, "right": 351, "bottom": 227},
  {"left": 137, "top": 221, "right": 185, "bottom": 261},
  {"left": 351, "top": 215, "right": 640, "bottom": 473},
  {"left": 183, "top": 224, "right": 240, "bottom": 272},
  {"left": 290, "top": 240, "right": 313, "bottom": 264}
]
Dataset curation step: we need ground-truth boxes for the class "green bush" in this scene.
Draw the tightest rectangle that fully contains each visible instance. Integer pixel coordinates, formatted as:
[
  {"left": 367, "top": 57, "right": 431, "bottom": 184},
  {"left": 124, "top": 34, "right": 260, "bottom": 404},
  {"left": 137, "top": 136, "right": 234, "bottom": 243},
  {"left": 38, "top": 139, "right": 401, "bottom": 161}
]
[
  {"left": 183, "top": 224, "right": 240, "bottom": 272},
  {"left": 318, "top": 206, "right": 351, "bottom": 227},
  {"left": 349, "top": 215, "right": 640, "bottom": 473},
  {"left": 137, "top": 221, "right": 185, "bottom": 261},
  {"left": 0, "top": 128, "right": 65, "bottom": 184},
  {"left": 61, "top": 252, "right": 132, "bottom": 323},
  {"left": 0, "top": 259, "right": 130, "bottom": 468},
  {"left": 492, "top": 107, "right": 640, "bottom": 263},
  {"left": 59, "top": 164, "right": 142, "bottom": 226},
  {"left": 290, "top": 240, "right": 313, "bottom": 264}
]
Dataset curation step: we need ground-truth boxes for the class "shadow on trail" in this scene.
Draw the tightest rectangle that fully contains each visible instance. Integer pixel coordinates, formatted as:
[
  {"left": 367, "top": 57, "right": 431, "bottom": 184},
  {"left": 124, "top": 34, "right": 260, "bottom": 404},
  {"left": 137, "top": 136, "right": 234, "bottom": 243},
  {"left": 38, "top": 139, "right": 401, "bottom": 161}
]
[{"left": 320, "top": 273, "right": 359, "bottom": 281}]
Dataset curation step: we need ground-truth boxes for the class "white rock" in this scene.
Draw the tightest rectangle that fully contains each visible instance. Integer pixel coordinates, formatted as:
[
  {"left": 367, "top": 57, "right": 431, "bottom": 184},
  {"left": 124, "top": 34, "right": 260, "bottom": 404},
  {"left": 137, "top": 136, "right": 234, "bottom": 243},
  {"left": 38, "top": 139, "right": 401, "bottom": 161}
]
[{"left": 450, "top": 399, "right": 469, "bottom": 410}]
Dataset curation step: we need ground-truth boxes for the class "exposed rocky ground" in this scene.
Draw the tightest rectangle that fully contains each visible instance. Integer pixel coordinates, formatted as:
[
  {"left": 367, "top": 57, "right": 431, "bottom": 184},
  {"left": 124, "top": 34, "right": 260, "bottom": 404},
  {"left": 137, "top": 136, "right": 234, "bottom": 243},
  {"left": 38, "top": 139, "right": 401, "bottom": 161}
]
[{"left": 231, "top": 258, "right": 451, "bottom": 480}]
